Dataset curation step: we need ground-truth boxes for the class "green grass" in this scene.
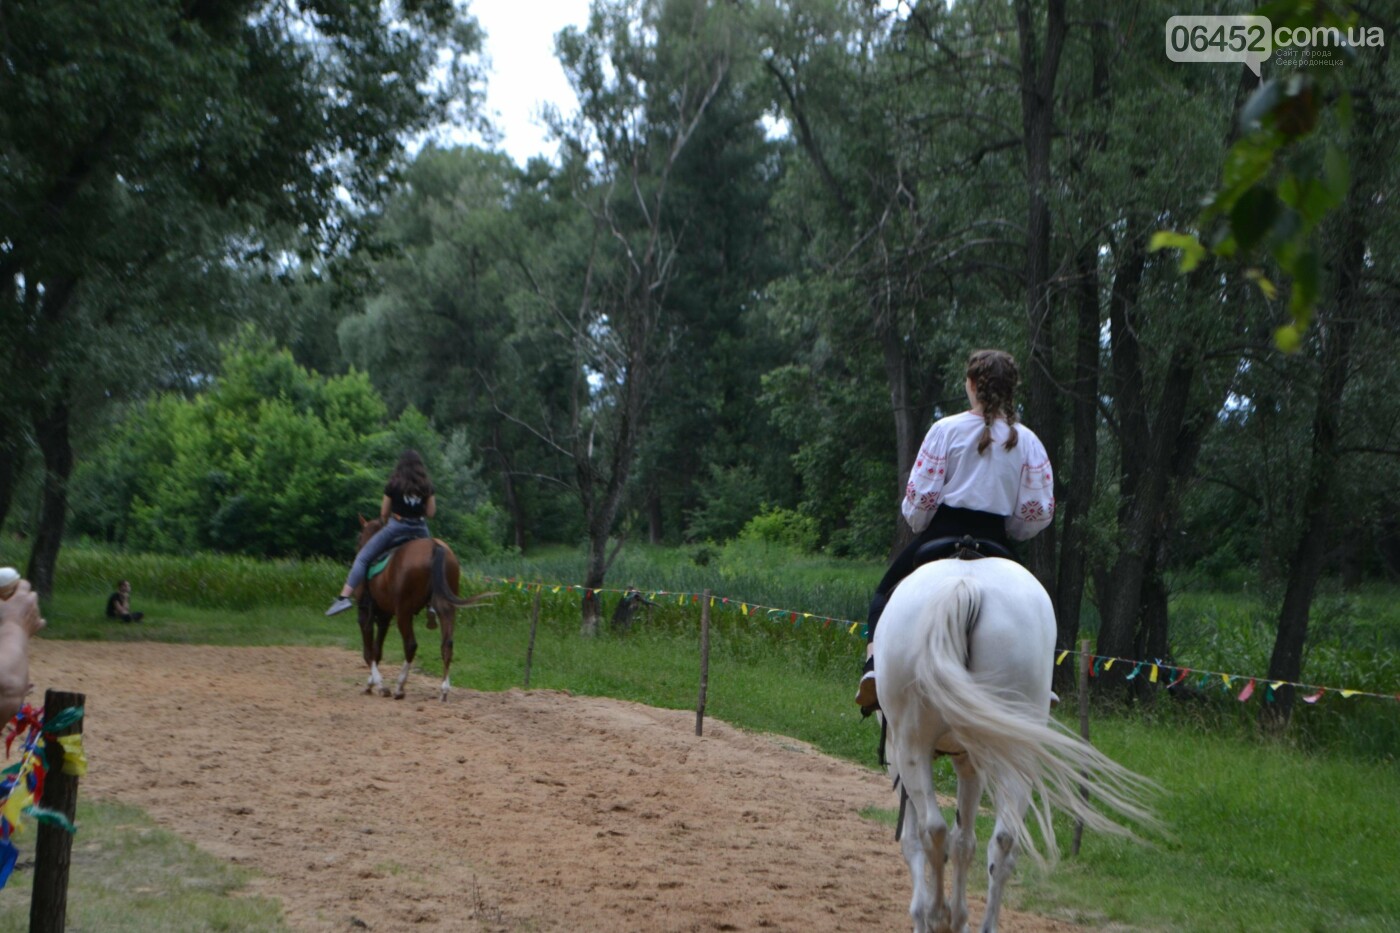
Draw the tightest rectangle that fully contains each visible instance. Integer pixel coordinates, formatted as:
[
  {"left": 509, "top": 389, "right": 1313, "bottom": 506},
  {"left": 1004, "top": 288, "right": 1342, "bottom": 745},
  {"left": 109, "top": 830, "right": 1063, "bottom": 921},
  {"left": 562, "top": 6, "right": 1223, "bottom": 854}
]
[
  {"left": 0, "top": 800, "right": 286, "bottom": 932},
  {"left": 5, "top": 541, "right": 1399, "bottom": 931}
]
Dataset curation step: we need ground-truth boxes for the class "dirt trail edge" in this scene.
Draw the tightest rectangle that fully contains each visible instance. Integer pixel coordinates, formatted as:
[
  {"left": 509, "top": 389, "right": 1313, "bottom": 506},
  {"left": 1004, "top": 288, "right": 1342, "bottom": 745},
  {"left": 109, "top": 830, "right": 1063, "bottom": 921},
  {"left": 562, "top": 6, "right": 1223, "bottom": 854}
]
[{"left": 31, "top": 641, "right": 1081, "bottom": 932}]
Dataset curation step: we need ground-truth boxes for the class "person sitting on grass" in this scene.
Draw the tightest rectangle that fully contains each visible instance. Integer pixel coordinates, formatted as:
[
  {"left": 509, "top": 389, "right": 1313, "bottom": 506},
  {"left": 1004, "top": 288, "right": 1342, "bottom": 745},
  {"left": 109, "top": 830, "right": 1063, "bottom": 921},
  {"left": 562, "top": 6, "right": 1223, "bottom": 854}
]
[{"left": 106, "top": 580, "right": 144, "bottom": 623}]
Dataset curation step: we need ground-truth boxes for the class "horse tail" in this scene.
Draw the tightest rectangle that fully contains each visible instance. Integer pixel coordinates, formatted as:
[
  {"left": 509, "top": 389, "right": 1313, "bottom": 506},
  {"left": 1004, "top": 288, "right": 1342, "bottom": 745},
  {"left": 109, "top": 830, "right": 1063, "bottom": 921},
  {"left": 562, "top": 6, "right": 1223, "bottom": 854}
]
[
  {"left": 430, "top": 543, "right": 494, "bottom": 613},
  {"left": 910, "top": 574, "right": 1160, "bottom": 866}
]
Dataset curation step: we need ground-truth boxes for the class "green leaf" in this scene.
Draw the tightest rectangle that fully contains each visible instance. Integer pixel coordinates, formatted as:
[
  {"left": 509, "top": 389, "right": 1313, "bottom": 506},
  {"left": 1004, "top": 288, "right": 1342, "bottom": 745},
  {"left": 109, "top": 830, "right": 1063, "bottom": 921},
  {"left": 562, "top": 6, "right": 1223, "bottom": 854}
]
[
  {"left": 1288, "top": 248, "right": 1321, "bottom": 317},
  {"left": 1245, "top": 268, "right": 1278, "bottom": 301},
  {"left": 1274, "top": 323, "right": 1302, "bottom": 353},
  {"left": 1230, "top": 186, "right": 1279, "bottom": 253},
  {"left": 1149, "top": 231, "right": 1207, "bottom": 273}
]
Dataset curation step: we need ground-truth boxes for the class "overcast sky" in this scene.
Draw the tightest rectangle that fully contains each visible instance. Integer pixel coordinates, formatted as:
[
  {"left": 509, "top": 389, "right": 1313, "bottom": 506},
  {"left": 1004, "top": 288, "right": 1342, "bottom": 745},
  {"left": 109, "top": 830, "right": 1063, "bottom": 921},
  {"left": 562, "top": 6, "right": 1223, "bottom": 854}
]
[{"left": 466, "top": 0, "right": 594, "bottom": 165}]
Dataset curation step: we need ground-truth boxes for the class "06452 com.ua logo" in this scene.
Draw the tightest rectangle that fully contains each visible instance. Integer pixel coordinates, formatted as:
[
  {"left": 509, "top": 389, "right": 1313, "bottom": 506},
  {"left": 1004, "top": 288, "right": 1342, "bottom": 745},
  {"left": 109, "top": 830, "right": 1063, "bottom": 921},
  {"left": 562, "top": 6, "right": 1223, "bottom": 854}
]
[{"left": 1165, "top": 15, "right": 1385, "bottom": 77}]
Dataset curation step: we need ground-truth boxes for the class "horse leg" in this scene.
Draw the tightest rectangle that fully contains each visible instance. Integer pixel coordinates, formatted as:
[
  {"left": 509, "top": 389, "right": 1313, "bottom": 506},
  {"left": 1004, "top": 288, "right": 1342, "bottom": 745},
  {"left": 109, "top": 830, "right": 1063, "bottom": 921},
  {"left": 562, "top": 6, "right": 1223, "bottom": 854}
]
[
  {"left": 437, "top": 609, "right": 456, "bottom": 702},
  {"left": 392, "top": 610, "right": 417, "bottom": 700},
  {"left": 371, "top": 614, "right": 392, "bottom": 696},
  {"left": 980, "top": 771, "right": 1030, "bottom": 933},
  {"left": 361, "top": 608, "right": 388, "bottom": 695},
  {"left": 893, "top": 741, "right": 951, "bottom": 933},
  {"left": 948, "top": 755, "right": 984, "bottom": 933}
]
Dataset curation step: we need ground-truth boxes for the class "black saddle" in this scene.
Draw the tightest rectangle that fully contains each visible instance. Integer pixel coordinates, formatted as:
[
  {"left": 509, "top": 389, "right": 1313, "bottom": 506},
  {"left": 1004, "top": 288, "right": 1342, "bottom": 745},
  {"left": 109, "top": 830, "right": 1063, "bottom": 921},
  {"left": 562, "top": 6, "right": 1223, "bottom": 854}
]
[{"left": 911, "top": 534, "right": 1014, "bottom": 569}]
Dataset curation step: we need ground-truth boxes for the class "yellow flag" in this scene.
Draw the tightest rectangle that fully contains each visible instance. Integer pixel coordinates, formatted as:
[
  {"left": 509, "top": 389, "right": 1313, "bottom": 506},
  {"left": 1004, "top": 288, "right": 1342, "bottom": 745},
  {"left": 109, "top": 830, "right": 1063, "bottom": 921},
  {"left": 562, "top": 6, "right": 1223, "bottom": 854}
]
[
  {"left": 1055, "top": 650, "right": 1068, "bottom": 665},
  {"left": 56, "top": 734, "right": 88, "bottom": 776},
  {"left": 3, "top": 786, "right": 32, "bottom": 831},
  {"left": 1271, "top": 681, "right": 1285, "bottom": 690},
  {"left": 741, "top": 603, "right": 748, "bottom": 614},
  {"left": 1150, "top": 664, "right": 1159, "bottom": 683},
  {"left": 1104, "top": 658, "right": 1115, "bottom": 671},
  {"left": 1340, "top": 689, "right": 1358, "bottom": 698}
]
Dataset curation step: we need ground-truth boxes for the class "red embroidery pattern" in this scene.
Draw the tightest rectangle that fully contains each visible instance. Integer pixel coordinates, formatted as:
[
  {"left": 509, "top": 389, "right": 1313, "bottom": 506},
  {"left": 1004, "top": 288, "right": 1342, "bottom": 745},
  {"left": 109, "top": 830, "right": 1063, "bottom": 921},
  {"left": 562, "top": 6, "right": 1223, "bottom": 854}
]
[
  {"left": 1018, "top": 500, "right": 1045, "bottom": 521},
  {"left": 906, "top": 482, "right": 940, "bottom": 511},
  {"left": 918, "top": 452, "right": 948, "bottom": 477}
]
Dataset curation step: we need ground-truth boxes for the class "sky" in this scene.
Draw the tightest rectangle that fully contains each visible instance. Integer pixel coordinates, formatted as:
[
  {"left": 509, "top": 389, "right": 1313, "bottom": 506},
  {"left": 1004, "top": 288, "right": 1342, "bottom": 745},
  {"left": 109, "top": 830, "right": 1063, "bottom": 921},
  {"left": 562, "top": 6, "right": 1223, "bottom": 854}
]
[{"left": 465, "top": 0, "right": 595, "bottom": 166}]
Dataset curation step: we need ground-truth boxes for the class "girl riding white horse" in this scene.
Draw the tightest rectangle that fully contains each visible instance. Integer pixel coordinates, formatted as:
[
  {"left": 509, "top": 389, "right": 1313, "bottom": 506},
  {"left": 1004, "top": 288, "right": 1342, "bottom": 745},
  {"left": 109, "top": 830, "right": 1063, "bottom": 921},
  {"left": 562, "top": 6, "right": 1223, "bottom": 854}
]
[{"left": 876, "top": 555, "right": 1159, "bottom": 933}]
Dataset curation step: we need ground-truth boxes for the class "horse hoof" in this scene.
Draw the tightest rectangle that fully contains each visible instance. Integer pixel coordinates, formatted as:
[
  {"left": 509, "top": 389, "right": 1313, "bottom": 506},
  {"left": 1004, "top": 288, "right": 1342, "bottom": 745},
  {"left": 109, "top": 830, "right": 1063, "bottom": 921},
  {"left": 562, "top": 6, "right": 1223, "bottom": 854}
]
[
  {"left": 393, "top": 691, "right": 405, "bottom": 701},
  {"left": 379, "top": 687, "right": 392, "bottom": 698}
]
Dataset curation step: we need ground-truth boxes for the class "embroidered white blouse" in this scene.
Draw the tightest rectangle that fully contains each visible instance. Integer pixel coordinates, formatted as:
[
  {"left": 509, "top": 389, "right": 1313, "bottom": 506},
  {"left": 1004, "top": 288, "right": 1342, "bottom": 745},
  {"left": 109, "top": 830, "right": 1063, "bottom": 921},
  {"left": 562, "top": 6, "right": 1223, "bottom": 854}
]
[{"left": 901, "top": 411, "right": 1055, "bottom": 541}]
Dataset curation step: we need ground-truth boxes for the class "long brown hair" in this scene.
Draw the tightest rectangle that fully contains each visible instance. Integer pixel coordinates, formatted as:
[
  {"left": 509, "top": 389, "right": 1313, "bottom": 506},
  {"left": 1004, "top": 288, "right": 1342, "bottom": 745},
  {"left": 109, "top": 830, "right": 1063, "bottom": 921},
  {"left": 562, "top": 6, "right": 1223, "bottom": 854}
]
[
  {"left": 966, "top": 349, "right": 1020, "bottom": 454},
  {"left": 387, "top": 449, "right": 434, "bottom": 499}
]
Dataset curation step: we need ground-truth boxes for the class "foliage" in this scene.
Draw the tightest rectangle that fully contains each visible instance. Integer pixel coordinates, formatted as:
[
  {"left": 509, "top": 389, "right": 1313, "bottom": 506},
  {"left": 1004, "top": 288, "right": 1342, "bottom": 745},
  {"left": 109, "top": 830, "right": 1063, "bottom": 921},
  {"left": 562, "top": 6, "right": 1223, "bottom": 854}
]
[
  {"left": 1151, "top": 1, "right": 1368, "bottom": 350},
  {"left": 67, "top": 335, "right": 501, "bottom": 560},
  {"left": 736, "top": 505, "right": 820, "bottom": 553}
]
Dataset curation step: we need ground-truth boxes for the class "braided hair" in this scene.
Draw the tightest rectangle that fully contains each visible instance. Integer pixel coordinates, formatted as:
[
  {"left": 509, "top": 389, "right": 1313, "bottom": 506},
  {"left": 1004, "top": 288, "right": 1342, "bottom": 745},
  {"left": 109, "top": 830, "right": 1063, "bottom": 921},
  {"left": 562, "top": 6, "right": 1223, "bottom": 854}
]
[{"left": 966, "top": 349, "right": 1020, "bottom": 454}]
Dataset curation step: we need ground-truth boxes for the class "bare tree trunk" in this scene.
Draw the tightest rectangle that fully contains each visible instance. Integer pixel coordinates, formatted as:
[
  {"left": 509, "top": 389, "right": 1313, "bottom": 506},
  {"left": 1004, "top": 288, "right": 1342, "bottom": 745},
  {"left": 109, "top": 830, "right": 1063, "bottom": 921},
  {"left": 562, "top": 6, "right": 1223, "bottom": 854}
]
[
  {"left": 1016, "top": 0, "right": 1067, "bottom": 594},
  {"left": 1053, "top": 6, "right": 1112, "bottom": 681},
  {"left": 491, "top": 424, "right": 526, "bottom": 551},
  {"left": 0, "top": 427, "right": 27, "bottom": 536},
  {"left": 1053, "top": 244, "right": 1101, "bottom": 683},
  {"left": 27, "top": 397, "right": 71, "bottom": 599},
  {"left": 1261, "top": 245, "right": 1362, "bottom": 731},
  {"left": 647, "top": 487, "right": 663, "bottom": 546}
]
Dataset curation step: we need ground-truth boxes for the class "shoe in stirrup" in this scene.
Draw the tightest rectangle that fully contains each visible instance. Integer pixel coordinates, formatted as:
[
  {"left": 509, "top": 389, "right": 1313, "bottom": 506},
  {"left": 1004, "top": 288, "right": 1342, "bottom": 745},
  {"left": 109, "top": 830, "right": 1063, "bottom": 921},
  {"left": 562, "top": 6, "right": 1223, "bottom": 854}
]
[
  {"left": 325, "top": 596, "right": 354, "bottom": 617},
  {"left": 855, "top": 671, "right": 879, "bottom": 715}
]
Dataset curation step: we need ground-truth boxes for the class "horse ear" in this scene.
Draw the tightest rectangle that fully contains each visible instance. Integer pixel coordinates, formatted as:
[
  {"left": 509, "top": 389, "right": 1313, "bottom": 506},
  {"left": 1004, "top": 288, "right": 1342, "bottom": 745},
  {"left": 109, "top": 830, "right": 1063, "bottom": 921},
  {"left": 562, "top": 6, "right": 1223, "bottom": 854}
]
[{"left": 359, "top": 514, "right": 368, "bottom": 527}]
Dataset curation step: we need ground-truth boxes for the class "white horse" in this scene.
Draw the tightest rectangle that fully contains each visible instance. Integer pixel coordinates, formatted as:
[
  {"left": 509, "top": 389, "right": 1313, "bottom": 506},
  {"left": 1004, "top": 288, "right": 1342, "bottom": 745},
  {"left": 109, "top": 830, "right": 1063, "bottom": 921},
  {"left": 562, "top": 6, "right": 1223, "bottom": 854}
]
[{"left": 874, "top": 556, "right": 1158, "bottom": 933}]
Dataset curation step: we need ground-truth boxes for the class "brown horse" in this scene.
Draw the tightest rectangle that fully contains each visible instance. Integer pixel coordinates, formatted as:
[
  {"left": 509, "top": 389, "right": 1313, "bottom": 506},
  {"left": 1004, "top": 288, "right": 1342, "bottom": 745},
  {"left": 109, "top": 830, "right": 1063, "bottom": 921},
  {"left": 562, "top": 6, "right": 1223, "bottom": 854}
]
[{"left": 351, "top": 517, "right": 492, "bottom": 701}]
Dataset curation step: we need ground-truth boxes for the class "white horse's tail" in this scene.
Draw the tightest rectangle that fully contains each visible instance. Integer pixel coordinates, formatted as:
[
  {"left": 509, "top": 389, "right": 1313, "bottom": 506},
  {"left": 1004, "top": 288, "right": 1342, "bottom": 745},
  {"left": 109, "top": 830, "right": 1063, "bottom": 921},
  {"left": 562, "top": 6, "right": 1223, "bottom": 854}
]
[{"left": 911, "top": 575, "right": 1160, "bottom": 866}]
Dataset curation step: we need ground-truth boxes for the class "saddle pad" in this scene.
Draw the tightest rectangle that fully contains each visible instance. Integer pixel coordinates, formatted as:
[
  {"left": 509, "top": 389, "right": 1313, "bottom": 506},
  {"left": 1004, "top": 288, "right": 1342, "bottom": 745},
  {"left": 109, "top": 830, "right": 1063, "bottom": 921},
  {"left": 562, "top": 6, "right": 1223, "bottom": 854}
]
[{"left": 367, "top": 546, "right": 402, "bottom": 580}]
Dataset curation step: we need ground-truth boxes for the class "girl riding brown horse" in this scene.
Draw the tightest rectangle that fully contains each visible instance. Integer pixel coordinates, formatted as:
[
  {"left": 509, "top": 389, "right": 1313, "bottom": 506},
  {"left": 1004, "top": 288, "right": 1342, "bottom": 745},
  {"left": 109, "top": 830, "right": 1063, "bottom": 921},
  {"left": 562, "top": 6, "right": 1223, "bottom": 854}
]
[{"left": 348, "top": 516, "right": 491, "bottom": 700}]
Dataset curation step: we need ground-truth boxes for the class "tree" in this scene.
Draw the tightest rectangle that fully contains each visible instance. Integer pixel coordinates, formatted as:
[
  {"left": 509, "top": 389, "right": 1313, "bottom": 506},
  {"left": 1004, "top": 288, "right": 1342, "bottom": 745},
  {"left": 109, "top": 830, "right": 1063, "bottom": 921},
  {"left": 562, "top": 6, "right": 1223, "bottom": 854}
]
[
  {"left": 538, "top": 0, "right": 737, "bottom": 633},
  {"left": 0, "top": 0, "right": 482, "bottom": 593}
]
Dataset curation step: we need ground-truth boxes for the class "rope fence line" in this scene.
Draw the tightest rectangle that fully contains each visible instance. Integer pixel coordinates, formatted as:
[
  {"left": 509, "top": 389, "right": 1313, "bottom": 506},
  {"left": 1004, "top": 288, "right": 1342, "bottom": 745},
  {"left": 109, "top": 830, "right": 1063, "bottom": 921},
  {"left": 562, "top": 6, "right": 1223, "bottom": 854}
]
[{"left": 479, "top": 574, "right": 1400, "bottom": 707}]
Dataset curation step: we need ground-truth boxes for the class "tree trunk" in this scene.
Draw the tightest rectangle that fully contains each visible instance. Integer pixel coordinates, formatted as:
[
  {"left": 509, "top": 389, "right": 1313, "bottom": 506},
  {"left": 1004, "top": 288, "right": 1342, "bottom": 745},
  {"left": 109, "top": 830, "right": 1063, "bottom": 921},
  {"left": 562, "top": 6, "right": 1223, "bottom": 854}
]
[
  {"left": 1053, "top": 244, "right": 1101, "bottom": 683},
  {"left": 1261, "top": 247, "right": 1362, "bottom": 731},
  {"left": 27, "top": 397, "right": 72, "bottom": 599},
  {"left": 0, "top": 427, "right": 27, "bottom": 536},
  {"left": 490, "top": 424, "right": 526, "bottom": 551},
  {"left": 1016, "top": 0, "right": 1067, "bottom": 595},
  {"left": 647, "top": 487, "right": 663, "bottom": 546}
]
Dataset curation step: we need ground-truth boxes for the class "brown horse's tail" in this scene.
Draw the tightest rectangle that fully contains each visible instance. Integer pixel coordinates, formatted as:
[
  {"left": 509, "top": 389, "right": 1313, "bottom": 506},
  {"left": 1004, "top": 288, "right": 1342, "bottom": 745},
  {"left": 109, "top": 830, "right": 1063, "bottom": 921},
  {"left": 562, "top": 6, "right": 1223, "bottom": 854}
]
[{"left": 430, "top": 543, "right": 495, "bottom": 613}]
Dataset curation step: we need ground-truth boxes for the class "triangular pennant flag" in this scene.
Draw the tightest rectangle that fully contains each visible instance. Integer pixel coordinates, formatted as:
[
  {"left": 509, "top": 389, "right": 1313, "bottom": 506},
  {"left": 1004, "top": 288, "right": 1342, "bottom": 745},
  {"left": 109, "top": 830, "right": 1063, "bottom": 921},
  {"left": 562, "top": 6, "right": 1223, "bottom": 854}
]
[
  {"left": 1340, "top": 690, "right": 1358, "bottom": 698},
  {"left": 1149, "top": 664, "right": 1160, "bottom": 684},
  {"left": 1055, "top": 650, "right": 1068, "bottom": 666},
  {"left": 1303, "top": 687, "right": 1325, "bottom": 704},
  {"left": 1237, "top": 678, "right": 1256, "bottom": 702}
]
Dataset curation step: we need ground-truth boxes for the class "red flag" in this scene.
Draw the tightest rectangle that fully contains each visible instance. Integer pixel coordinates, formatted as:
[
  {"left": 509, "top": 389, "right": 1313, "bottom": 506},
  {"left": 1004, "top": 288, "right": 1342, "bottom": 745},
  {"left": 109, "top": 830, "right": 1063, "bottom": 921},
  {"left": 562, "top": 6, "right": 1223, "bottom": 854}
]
[{"left": 1237, "top": 678, "right": 1256, "bottom": 702}]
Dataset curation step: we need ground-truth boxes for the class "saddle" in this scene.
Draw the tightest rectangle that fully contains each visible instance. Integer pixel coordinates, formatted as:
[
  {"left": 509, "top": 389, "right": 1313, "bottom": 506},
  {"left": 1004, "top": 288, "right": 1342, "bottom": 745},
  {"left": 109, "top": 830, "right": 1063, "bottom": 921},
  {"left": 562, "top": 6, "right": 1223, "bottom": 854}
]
[
  {"left": 910, "top": 534, "right": 1014, "bottom": 569},
  {"left": 366, "top": 538, "right": 448, "bottom": 580}
]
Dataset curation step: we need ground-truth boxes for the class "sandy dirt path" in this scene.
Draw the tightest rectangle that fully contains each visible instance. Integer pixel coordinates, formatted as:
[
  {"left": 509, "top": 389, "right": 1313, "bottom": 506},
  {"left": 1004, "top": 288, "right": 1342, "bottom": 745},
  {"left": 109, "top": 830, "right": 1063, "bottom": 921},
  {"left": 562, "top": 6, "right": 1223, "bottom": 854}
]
[{"left": 28, "top": 641, "right": 1082, "bottom": 932}]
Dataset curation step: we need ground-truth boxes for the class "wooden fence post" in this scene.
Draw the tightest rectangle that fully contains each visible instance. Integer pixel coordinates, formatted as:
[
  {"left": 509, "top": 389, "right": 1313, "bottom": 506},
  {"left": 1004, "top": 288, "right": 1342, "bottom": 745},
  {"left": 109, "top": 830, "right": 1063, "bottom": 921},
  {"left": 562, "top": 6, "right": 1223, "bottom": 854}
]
[
  {"left": 30, "top": 689, "right": 84, "bottom": 933},
  {"left": 524, "top": 589, "right": 541, "bottom": 688},
  {"left": 1071, "top": 639, "right": 1090, "bottom": 857},
  {"left": 695, "top": 589, "right": 711, "bottom": 737}
]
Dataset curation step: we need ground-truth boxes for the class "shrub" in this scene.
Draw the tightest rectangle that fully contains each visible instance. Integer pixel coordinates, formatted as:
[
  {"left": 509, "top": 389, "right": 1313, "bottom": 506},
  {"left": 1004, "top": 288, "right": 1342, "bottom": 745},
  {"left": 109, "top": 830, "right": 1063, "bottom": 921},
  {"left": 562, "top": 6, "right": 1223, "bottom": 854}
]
[{"left": 737, "top": 506, "right": 819, "bottom": 553}]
